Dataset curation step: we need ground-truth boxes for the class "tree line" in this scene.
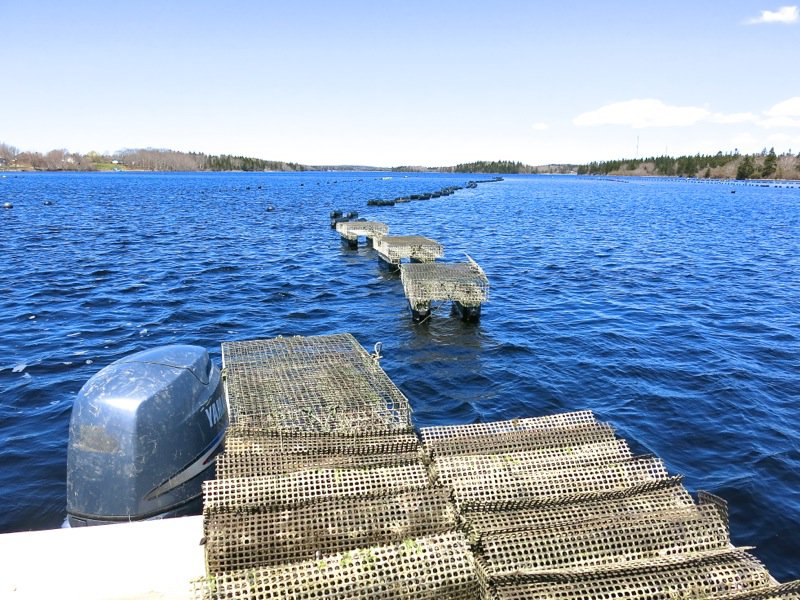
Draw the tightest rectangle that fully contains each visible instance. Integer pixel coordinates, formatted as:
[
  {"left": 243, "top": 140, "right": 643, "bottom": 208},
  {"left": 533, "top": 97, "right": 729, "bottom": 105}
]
[
  {"left": 0, "top": 143, "right": 305, "bottom": 172},
  {"left": 577, "top": 148, "right": 800, "bottom": 180},
  {"left": 392, "top": 160, "right": 539, "bottom": 174}
]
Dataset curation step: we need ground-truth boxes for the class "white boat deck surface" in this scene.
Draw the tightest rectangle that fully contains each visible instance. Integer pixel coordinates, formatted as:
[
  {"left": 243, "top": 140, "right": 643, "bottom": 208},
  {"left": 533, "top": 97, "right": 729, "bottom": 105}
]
[{"left": 0, "top": 515, "right": 204, "bottom": 600}]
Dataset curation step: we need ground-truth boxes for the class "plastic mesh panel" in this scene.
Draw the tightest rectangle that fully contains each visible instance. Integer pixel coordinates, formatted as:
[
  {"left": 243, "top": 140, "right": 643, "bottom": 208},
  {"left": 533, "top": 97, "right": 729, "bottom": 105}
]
[
  {"left": 721, "top": 580, "right": 800, "bottom": 599},
  {"left": 462, "top": 480, "right": 693, "bottom": 541},
  {"left": 423, "top": 425, "right": 619, "bottom": 457},
  {"left": 221, "top": 334, "right": 412, "bottom": 433},
  {"left": 223, "top": 429, "right": 421, "bottom": 456},
  {"left": 446, "top": 456, "right": 671, "bottom": 511},
  {"left": 203, "top": 488, "right": 457, "bottom": 574},
  {"left": 490, "top": 550, "right": 775, "bottom": 599},
  {"left": 374, "top": 235, "right": 444, "bottom": 264},
  {"left": 478, "top": 503, "right": 730, "bottom": 578},
  {"left": 203, "top": 463, "right": 432, "bottom": 511},
  {"left": 420, "top": 411, "right": 599, "bottom": 444},
  {"left": 217, "top": 449, "right": 425, "bottom": 478},
  {"left": 194, "top": 531, "right": 481, "bottom": 600},
  {"left": 336, "top": 220, "right": 389, "bottom": 240},
  {"left": 431, "top": 440, "right": 633, "bottom": 486},
  {"left": 400, "top": 258, "right": 489, "bottom": 309}
]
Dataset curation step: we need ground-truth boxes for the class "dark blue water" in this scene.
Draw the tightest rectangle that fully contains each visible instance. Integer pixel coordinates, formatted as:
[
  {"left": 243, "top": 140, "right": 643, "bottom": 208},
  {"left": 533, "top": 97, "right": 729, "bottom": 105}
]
[{"left": 1, "top": 172, "right": 798, "bottom": 579}]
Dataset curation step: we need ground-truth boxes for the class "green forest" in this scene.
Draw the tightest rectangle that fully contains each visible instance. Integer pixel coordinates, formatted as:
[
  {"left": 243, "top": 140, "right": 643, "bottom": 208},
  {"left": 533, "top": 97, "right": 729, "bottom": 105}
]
[
  {"left": 2, "top": 141, "right": 800, "bottom": 179},
  {"left": 577, "top": 148, "right": 800, "bottom": 180}
]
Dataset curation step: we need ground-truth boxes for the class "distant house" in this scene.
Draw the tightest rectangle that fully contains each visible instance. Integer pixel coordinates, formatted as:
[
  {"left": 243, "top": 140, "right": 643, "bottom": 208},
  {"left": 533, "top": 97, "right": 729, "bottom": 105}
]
[{"left": 0, "top": 157, "right": 6, "bottom": 167}]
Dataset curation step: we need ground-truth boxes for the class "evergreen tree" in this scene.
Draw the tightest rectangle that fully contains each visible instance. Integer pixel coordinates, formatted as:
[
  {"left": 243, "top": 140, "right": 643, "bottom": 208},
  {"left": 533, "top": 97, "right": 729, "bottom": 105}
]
[
  {"left": 736, "top": 156, "right": 755, "bottom": 180},
  {"left": 762, "top": 147, "right": 777, "bottom": 178}
]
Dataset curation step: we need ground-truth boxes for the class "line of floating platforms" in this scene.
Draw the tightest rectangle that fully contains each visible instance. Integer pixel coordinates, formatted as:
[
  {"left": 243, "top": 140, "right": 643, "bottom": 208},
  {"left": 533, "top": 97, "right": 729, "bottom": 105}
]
[
  {"left": 193, "top": 333, "right": 799, "bottom": 599},
  {"left": 334, "top": 220, "right": 488, "bottom": 321}
]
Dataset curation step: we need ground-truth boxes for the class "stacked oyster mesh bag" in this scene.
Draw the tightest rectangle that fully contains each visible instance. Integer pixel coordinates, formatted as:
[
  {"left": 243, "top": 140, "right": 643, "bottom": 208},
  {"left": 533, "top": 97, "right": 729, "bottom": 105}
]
[
  {"left": 194, "top": 333, "right": 800, "bottom": 599},
  {"left": 194, "top": 334, "right": 480, "bottom": 599}
]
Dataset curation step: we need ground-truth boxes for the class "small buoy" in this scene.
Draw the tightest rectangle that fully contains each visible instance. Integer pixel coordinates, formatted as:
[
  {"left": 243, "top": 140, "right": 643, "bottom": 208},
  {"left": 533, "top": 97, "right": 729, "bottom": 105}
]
[
  {"left": 43, "top": 200, "right": 53, "bottom": 205},
  {"left": 2, "top": 202, "right": 12, "bottom": 209},
  {"left": 731, "top": 190, "right": 736, "bottom": 194},
  {"left": 266, "top": 205, "right": 275, "bottom": 212}
]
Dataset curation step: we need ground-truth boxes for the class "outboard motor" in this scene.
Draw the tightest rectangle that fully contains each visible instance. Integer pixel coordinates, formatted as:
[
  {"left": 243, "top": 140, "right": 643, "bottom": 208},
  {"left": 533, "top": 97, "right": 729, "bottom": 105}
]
[{"left": 66, "top": 345, "right": 227, "bottom": 526}]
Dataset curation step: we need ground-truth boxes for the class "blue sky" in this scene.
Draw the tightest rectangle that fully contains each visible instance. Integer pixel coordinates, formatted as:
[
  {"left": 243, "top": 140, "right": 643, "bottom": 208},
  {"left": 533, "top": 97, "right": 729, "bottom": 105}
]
[{"left": 2, "top": 1, "right": 799, "bottom": 166}]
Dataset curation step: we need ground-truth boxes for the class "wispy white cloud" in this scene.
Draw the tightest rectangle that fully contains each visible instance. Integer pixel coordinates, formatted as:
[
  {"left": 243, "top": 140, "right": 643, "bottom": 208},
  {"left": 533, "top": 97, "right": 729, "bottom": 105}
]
[
  {"left": 573, "top": 99, "right": 709, "bottom": 128},
  {"left": 759, "top": 97, "right": 800, "bottom": 127},
  {"left": 709, "top": 112, "right": 758, "bottom": 124},
  {"left": 574, "top": 97, "right": 800, "bottom": 131},
  {"left": 531, "top": 122, "right": 549, "bottom": 131},
  {"left": 745, "top": 5, "right": 798, "bottom": 24}
]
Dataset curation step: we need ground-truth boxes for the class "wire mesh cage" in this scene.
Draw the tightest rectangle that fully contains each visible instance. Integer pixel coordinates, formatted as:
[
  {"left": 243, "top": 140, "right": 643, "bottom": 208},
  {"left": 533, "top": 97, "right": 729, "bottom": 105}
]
[
  {"left": 400, "top": 257, "right": 489, "bottom": 310},
  {"left": 335, "top": 220, "right": 389, "bottom": 241},
  {"left": 221, "top": 334, "right": 412, "bottom": 434},
  {"left": 373, "top": 235, "right": 444, "bottom": 264}
]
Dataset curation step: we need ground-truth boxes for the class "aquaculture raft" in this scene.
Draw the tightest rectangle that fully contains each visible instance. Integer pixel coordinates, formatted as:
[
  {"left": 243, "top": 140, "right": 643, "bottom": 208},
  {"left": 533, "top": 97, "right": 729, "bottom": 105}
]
[
  {"left": 335, "top": 220, "right": 388, "bottom": 248},
  {"left": 400, "top": 256, "right": 489, "bottom": 322},
  {"left": 373, "top": 234, "right": 444, "bottom": 267},
  {"left": 194, "top": 334, "right": 799, "bottom": 600}
]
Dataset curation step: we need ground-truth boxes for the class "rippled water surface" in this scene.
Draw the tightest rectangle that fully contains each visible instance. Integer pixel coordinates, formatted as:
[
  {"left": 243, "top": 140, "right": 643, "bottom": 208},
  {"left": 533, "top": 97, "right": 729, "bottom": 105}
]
[{"left": 1, "top": 172, "right": 798, "bottom": 579}]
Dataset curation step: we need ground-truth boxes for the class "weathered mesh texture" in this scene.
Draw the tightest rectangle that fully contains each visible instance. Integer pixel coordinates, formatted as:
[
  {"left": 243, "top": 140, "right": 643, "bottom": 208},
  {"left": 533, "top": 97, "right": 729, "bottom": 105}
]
[
  {"left": 400, "top": 258, "right": 489, "bottom": 309},
  {"left": 373, "top": 235, "right": 444, "bottom": 264},
  {"left": 720, "top": 580, "right": 800, "bottom": 599},
  {"left": 217, "top": 448, "right": 426, "bottom": 478},
  {"left": 193, "top": 531, "right": 481, "bottom": 600},
  {"left": 335, "top": 220, "right": 388, "bottom": 240},
  {"left": 223, "top": 429, "right": 422, "bottom": 456},
  {"left": 203, "top": 463, "right": 432, "bottom": 512},
  {"left": 477, "top": 501, "right": 730, "bottom": 579},
  {"left": 420, "top": 410, "right": 599, "bottom": 444},
  {"left": 423, "top": 424, "right": 618, "bottom": 457},
  {"left": 488, "top": 550, "right": 776, "bottom": 599},
  {"left": 221, "top": 334, "right": 412, "bottom": 434},
  {"left": 461, "top": 479, "right": 694, "bottom": 542},
  {"left": 446, "top": 455, "right": 671, "bottom": 511},
  {"left": 203, "top": 488, "right": 457, "bottom": 574},
  {"left": 431, "top": 440, "right": 633, "bottom": 487}
]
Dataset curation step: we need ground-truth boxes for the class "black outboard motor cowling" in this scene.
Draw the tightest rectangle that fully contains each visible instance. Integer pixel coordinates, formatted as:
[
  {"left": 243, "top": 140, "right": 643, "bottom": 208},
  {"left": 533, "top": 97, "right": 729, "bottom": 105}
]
[{"left": 66, "top": 345, "right": 227, "bottom": 526}]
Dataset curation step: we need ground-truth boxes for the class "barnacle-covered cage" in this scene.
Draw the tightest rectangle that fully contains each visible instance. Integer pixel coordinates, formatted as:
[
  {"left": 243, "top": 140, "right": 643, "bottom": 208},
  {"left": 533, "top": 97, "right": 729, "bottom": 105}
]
[
  {"left": 373, "top": 235, "right": 443, "bottom": 265},
  {"left": 335, "top": 220, "right": 389, "bottom": 244},
  {"left": 221, "top": 334, "right": 412, "bottom": 434},
  {"left": 400, "top": 255, "right": 489, "bottom": 321}
]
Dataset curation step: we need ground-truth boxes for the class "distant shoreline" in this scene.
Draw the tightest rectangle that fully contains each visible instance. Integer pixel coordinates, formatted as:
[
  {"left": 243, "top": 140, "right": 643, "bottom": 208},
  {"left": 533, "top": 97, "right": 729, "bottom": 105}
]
[{"left": 2, "top": 168, "right": 800, "bottom": 182}]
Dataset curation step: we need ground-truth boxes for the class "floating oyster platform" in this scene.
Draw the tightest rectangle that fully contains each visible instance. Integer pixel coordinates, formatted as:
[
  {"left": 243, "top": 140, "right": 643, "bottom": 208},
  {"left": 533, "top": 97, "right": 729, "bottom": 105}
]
[
  {"left": 400, "top": 256, "right": 489, "bottom": 322},
  {"left": 192, "top": 333, "right": 799, "bottom": 600},
  {"left": 335, "top": 220, "right": 388, "bottom": 248},
  {"left": 373, "top": 234, "right": 444, "bottom": 267}
]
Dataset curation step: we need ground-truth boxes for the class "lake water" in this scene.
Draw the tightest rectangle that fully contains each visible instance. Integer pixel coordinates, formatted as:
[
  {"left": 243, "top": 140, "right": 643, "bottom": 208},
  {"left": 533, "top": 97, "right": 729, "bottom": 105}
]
[{"left": 0, "top": 171, "right": 798, "bottom": 580}]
